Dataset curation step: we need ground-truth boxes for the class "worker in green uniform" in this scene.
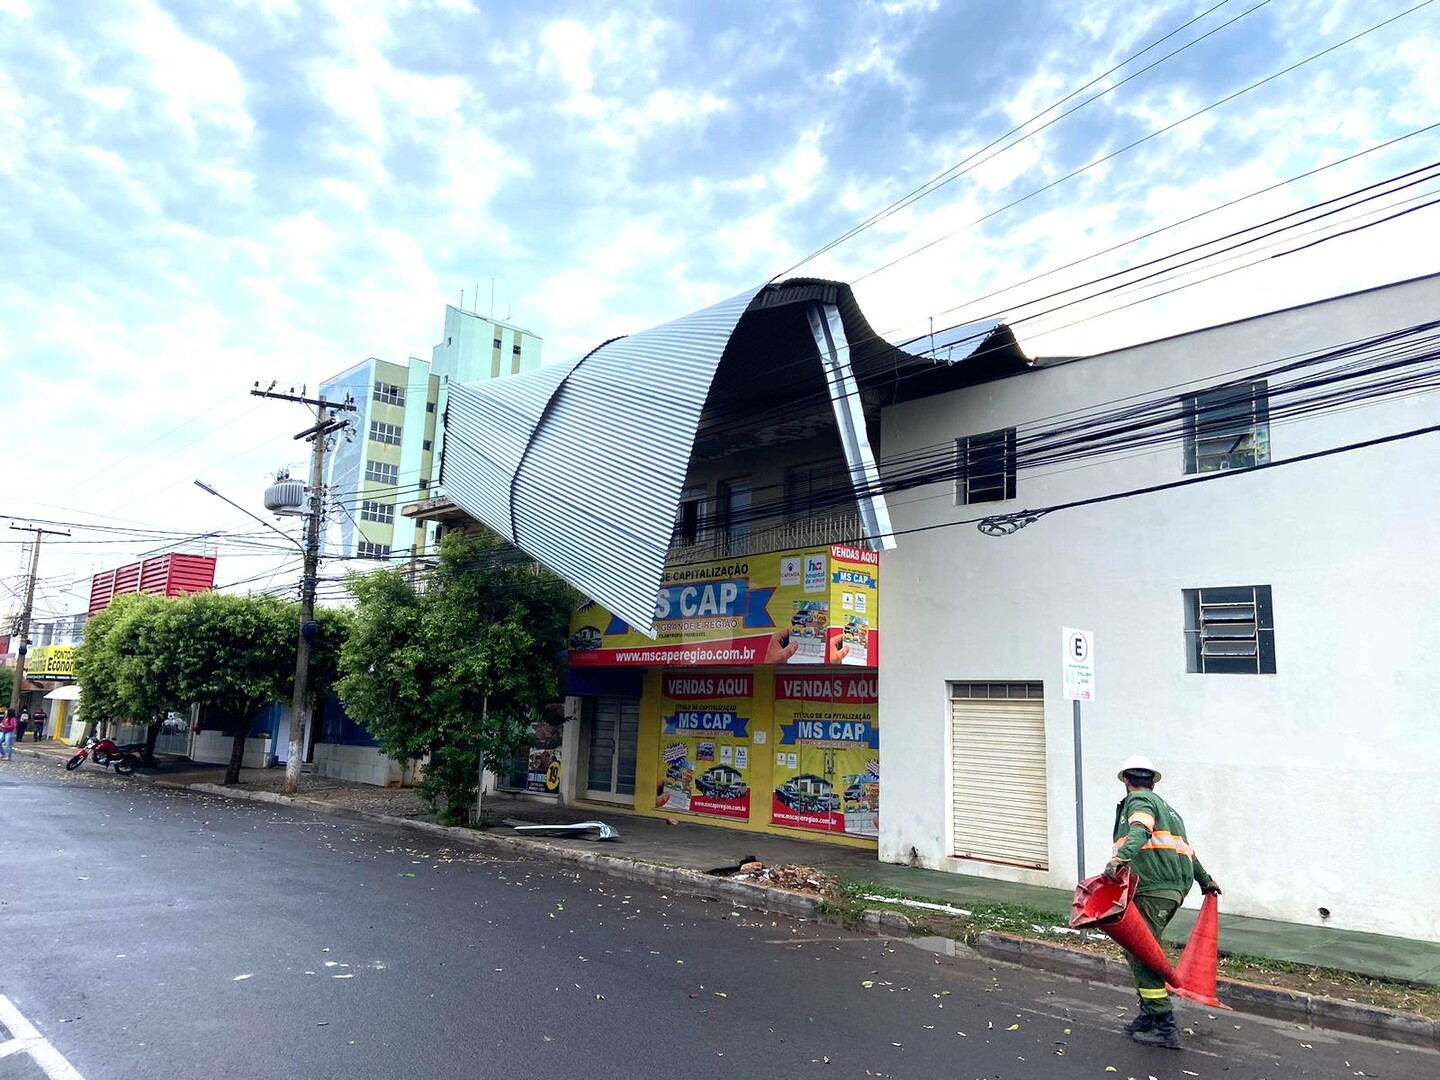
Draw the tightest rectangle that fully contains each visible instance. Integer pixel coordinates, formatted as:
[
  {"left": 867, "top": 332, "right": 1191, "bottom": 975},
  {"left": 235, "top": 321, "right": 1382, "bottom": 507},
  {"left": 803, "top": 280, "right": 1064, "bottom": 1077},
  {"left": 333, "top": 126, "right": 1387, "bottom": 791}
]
[{"left": 1105, "top": 754, "right": 1221, "bottom": 1050}]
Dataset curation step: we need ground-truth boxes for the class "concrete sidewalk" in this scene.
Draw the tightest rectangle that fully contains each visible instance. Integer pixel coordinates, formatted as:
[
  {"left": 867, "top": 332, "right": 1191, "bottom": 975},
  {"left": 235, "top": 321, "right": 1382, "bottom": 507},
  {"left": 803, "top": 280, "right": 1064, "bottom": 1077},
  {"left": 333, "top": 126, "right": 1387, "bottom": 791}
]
[{"left": 15, "top": 740, "right": 1439, "bottom": 987}]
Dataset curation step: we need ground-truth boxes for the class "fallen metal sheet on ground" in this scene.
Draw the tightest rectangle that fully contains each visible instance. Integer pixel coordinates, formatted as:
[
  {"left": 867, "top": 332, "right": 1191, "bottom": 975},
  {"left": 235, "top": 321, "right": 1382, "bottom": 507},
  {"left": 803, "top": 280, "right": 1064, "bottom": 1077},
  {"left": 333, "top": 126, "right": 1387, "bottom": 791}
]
[{"left": 505, "top": 819, "right": 621, "bottom": 841}]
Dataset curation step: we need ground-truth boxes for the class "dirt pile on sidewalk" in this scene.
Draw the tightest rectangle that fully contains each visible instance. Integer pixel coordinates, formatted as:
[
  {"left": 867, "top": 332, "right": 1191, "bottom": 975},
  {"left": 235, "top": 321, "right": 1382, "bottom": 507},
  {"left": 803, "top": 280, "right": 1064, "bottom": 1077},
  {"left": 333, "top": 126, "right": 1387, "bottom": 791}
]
[{"left": 732, "top": 863, "right": 837, "bottom": 895}]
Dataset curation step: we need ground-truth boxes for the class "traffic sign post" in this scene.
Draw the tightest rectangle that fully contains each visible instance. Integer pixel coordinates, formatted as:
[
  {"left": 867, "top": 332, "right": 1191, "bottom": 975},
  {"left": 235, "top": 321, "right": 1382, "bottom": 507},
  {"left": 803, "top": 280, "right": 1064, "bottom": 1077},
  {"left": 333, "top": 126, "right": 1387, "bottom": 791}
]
[{"left": 1063, "top": 628, "right": 1095, "bottom": 882}]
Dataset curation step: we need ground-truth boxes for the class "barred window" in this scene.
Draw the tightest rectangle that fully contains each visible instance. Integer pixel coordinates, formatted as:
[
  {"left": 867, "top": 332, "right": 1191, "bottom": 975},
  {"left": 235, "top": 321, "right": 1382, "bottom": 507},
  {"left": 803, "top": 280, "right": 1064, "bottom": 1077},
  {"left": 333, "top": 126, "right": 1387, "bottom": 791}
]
[
  {"left": 1184, "top": 585, "right": 1276, "bottom": 674},
  {"left": 356, "top": 541, "right": 391, "bottom": 560},
  {"left": 1183, "top": 381, "right": 1270, "bottom": 474},
  {"left": 364, "top": 460, "right": 399, "bottom": 485},
  {"left": 360, "top": 500, "right": 394, "bottom": 524},
  {"left": 369, "top": 420, "right": 402, "bottom": 446},
  {"left": 955, "top": 428, "right": 1017, "bottom": 505},
  {"left": 373, "top": 381, "right": 406, "bottom": 406}
]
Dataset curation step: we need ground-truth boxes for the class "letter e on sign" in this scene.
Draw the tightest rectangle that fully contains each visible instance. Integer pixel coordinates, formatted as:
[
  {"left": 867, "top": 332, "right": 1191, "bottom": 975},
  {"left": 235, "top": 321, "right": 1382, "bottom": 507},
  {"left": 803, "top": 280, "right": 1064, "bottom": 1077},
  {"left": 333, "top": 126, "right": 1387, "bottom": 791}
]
[{"left": 1062, "top": 627, "right": 1095, "bottom": 701}]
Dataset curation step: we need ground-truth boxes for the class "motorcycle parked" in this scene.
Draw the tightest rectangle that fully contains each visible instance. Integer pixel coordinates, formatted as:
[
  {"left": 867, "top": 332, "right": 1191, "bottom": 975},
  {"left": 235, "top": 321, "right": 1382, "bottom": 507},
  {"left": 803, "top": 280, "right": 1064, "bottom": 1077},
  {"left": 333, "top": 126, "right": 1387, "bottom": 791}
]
[{"left": 65, "top": 735, "right": 142, "bottom": 775}]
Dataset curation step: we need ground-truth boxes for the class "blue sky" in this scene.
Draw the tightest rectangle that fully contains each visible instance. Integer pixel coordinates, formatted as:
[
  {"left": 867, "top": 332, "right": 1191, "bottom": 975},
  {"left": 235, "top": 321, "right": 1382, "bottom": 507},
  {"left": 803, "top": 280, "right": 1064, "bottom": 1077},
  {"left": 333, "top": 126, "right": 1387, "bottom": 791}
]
[{"left": 2, "top": 0, "right": 1437, "bottom": 618}]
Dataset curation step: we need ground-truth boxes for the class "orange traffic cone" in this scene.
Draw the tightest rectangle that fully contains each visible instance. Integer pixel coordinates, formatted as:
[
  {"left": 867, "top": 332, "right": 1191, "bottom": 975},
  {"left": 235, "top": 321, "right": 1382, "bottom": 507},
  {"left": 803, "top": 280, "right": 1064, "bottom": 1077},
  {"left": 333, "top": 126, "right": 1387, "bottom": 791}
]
[
  {"left": 1070, "top": 868, "right": 1179, "bottom": 985},
  {"left": 1171, "top": 892, "right": 1231, "bottom": 1009}
]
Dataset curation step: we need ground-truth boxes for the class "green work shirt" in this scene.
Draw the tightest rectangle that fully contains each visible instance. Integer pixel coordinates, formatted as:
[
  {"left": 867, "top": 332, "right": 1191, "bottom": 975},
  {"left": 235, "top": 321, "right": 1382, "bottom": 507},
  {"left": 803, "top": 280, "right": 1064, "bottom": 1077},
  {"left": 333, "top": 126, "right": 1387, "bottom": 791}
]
[{"left": 1111, "top": 789, "right": 1214, "bottom": 904}]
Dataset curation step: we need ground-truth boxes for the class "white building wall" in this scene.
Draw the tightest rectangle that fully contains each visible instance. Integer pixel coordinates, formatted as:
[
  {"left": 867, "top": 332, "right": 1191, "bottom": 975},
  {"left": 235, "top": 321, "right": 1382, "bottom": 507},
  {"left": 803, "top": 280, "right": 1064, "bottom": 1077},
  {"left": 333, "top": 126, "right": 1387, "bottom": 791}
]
[
  {"left": 314, "top": 742, "right": 420, "bottom": 787},
  {"left": 878, "top": 275, "right": 1440, "bottom": 941}
]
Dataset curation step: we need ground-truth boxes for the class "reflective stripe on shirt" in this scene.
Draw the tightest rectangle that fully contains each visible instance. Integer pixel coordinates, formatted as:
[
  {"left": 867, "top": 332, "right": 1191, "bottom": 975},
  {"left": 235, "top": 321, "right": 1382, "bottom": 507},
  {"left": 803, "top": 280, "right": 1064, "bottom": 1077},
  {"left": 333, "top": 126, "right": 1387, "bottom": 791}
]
[{"left": 1141, "top": 830, "right": 1194, "bottom": 858}]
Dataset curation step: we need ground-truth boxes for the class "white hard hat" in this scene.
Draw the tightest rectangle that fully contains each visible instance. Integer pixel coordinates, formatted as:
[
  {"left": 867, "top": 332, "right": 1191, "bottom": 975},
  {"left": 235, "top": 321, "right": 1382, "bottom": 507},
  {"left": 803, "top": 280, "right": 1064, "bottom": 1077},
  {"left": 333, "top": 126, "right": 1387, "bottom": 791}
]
[{"left": 1118, "top": 754, "right": 1162, "bottom": 782}]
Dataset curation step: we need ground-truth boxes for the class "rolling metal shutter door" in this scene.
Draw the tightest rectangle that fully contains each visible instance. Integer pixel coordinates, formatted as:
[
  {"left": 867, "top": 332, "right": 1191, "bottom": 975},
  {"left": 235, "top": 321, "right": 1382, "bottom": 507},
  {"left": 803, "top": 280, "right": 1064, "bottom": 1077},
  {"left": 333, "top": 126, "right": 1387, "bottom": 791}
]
[{"left": 950, "top": 696, "right": 1049, "bottom": 869}]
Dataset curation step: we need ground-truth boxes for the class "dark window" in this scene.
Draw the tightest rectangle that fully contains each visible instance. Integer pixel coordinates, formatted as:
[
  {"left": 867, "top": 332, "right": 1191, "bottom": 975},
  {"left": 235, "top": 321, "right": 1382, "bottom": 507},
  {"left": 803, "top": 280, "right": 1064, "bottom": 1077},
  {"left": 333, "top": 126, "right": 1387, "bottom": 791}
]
[
  {"left": 673, "top": 485, "right": 705, "bottom": 544},
  {"left": 360, "top": 500, "right": 394, "bottom": 524},
  {"left": 1184, "top": 381, "right": 1270, "bottom": 474},
  {"left": 512, "top": 343, "right": 522, "bottom": 355},
  {"left": 493, "top": 337, "right": 502, "bottom": 349},
  {"left": 364, "top": 460, "right": 399, "bottom": 485},
  {"left": 426, "top": 402, "right": 436, "bottom": 413},
  {"left": 1184, "top": 585, "right": 1276, "bottom": 674},
  {"left": 423, "top": 439, "right": 432, "bottom": 452},
  {"left": 419, "top": 478, "right": 430, "bottom": 490},
  {"left": 356, "top": 541, "right": 391, "bottom": 560},
  {"left": 716, "top": 478, "right": 751, "bottom": 554},
  {"left": 373, "top": 381, "right": 405, "bottom": 406},
  {"left": 369, "top": 420, "right": 402, "bottom": 446},
  {"left": 955, "top": 428, "right": 1017, "bottom": 504},
  {"left": 785, "top": 459, "right": 852, "bottom": 518}
]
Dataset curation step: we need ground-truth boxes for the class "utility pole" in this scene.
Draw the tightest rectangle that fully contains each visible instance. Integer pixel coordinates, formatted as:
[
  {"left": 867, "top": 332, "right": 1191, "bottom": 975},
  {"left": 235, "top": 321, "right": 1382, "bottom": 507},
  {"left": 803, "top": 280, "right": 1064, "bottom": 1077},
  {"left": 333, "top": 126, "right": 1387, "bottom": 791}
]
[
  {"left": 8, "top": 524, "right": 70, "bottom": 713},
  {"left": 251, "top": 384, "right": 354, "bottom": 794}
]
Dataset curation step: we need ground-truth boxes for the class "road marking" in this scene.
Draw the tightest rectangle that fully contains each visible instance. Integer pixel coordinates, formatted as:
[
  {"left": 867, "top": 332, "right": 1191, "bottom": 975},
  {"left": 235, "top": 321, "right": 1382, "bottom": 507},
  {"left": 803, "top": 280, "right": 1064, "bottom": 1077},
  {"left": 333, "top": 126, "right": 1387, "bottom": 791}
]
[{"left": 0, "top": 995, "right": 87, "bottom": 1080}]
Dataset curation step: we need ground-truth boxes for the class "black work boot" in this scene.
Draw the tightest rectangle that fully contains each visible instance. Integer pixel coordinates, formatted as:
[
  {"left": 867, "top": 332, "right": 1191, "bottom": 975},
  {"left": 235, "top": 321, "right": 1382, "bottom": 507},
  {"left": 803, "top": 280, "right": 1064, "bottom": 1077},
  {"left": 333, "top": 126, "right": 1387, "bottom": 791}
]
[
  {"left": 1123, "top": 1010, "right": 1155, "bottom": 1036},
  {"left": 1131, "top": 1012, "right": 1181, "bottom": 1049}
]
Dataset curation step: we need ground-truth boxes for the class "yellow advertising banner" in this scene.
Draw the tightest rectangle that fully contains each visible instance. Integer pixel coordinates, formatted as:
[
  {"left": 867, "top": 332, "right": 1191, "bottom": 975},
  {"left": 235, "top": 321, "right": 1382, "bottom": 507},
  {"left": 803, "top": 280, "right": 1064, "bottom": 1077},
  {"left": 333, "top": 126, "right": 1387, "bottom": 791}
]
[
  {"left": 25, "top": 645, "right": 76, "bottom": 678},
  {"left": 653, "top": 671, "right": 755, "bottom": 821},
  {"left": 771, "top": 671, "right": 879, "bottom": 837},
  {"left": 569, "top": 544, "right": 879, "bottom": 668}
]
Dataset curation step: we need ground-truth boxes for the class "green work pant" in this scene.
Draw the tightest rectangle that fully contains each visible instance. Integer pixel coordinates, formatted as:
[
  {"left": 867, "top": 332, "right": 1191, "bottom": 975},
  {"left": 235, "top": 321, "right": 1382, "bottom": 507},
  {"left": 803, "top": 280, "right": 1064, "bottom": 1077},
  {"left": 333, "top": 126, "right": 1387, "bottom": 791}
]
[{"left": 1128, "top": 894, "right": 1180, "bottom": 1015}]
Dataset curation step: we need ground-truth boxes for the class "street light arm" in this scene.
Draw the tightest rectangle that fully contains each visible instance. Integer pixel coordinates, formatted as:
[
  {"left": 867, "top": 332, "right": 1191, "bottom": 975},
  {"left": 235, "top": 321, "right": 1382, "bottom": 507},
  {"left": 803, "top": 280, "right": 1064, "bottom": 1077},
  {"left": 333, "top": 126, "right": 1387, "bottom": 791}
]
[{"left": 194, "top": 479, "right": 305, "bottom": 553}]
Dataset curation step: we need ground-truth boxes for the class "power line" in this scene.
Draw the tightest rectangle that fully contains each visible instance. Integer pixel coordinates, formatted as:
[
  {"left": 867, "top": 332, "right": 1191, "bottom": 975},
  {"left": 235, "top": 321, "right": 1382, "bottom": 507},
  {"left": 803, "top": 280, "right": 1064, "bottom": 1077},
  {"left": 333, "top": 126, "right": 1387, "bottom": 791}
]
[
  {"left": 970, "top": 420, "right": 1440, "bottom": 538},
  {"left": 779, "top": 0, "right": 1271, "bottom": 276},
  {"left": 853, "top": 0, "right": 1436, "bottom": 286}
]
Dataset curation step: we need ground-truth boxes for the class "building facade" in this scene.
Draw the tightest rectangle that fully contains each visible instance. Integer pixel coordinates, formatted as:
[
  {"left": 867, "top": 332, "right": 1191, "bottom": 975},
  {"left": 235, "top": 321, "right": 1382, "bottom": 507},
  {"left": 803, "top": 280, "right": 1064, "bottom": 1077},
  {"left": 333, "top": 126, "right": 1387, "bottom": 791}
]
[
  {"left": 878, "top": 273, "right": 1440, "bottom": 941},
  {"left": 322, "top": 305, "right": 542, "bottom": 563}
]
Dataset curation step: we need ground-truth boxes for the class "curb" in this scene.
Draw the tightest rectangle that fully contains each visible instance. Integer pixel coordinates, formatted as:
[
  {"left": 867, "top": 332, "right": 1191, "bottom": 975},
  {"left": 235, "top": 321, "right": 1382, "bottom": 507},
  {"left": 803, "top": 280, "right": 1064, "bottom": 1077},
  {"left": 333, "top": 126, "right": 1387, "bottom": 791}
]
[
  {"left": 41, "top": 765, "right": 1437, "bottom": 1052},
  {"left": 183, "top": 782, "right": 825, "bottom": 920},
  {"left": 972, "top": 931, "right": 1439, "bottom": 1051}
]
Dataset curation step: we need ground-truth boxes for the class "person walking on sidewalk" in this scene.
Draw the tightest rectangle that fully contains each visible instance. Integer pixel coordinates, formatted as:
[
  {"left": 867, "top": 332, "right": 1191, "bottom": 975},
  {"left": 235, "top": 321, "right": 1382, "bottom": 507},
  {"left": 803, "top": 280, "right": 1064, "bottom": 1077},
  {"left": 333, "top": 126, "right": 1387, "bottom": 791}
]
[
  {"left": 31, "top": 707, "right": 46, "bottom": 741},
  {"left": 0, "top": 709, "right": 16, "bottom": 760},
  {"left": 1104, "top": 754, "right": 1221, "bottom": 1050}
]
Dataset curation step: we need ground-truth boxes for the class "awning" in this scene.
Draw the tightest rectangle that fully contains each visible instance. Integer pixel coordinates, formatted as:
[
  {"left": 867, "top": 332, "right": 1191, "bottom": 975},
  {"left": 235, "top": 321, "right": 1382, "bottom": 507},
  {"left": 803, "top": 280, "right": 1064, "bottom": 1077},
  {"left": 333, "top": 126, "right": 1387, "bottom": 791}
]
[
  {"left": 44, "top": 684, "right": 81, "bottom": 701},
  {"left": 441, "top": 279, "right": 1028, "bottom": 636}
]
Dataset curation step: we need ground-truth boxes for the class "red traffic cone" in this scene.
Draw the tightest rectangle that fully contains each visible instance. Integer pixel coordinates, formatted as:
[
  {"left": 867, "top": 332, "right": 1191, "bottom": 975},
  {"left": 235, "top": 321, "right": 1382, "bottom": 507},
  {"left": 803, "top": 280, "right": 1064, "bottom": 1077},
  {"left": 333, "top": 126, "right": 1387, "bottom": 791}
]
[
  {"left": 1171, "top": 892, "right": 1231, "bottom": 1009},
  {"left": 1070, "top": 868, "right": 1179, "bottom": 985}
]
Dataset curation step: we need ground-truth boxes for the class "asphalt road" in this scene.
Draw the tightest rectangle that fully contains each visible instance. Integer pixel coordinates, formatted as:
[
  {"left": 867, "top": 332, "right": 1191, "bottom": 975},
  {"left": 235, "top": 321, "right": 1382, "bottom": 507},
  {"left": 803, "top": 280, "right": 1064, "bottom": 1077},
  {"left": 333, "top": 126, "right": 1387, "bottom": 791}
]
[{"left": 2, "top": 758, "right": 1433, "bottom": 1080}]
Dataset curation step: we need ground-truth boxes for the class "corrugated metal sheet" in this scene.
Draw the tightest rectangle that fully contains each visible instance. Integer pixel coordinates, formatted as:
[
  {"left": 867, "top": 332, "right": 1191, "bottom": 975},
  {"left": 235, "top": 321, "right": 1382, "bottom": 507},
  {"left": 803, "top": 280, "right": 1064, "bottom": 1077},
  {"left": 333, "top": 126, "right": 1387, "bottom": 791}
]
[
  {"left": 443, "top": 358, "right": 586, "bottom": 541},
  {"left": 439, "top": 281, "right": 1017, "bottom": 637},
  {"left": 443, "top": 286, "right": 765, "bottom": 633}
]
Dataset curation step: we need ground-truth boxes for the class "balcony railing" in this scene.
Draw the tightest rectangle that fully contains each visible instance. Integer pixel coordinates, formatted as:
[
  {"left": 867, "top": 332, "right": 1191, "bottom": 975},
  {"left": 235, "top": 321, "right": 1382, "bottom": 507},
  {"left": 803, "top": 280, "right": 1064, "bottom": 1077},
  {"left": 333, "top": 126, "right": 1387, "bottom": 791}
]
[{"left": 667, "top": 512, "right": 864, "bottom": 565}]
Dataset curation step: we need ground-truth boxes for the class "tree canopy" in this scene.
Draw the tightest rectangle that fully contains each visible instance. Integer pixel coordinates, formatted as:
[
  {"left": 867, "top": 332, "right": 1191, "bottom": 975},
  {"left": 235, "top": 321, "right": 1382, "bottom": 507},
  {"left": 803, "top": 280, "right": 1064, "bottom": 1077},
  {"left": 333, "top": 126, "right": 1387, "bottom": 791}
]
[
  {"left": 338, "top": 531, "right": 574, "bottom": 824},
  {"left": 75, "top": 590, "right": 350, "bottom": 783},
  {"left": 74, "top": 592, "right": 187, "bottom": 759}
]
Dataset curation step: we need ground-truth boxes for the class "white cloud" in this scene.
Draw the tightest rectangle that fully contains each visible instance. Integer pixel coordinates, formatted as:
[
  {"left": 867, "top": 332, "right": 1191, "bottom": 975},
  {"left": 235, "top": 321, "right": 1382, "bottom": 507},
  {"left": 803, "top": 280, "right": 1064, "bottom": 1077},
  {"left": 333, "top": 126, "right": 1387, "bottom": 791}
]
[
  {"left": 115, "top": 0, "right": 253, "bottom": 140},
  {"left": 2, "top": 0, "right": 1437, "bottom": 610}
]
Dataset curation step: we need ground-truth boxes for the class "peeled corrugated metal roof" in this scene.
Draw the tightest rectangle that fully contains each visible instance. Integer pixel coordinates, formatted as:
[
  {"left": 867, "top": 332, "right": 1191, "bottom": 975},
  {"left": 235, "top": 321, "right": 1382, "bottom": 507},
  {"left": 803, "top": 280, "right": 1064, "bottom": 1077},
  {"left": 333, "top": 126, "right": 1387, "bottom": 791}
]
[
  {"left": 440, "top": 279, "right": 1030, "bottom": 636},
  {"left": 443, "top": 286, "right": 766, "bottom": 632}
]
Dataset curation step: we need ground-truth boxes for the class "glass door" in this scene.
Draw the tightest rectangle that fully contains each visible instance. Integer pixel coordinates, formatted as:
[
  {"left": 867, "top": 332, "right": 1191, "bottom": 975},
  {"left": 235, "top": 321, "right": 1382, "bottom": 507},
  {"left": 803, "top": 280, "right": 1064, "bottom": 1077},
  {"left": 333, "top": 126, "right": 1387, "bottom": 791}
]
[{"left": 585, "top": 696, "right": 638, "bottom": 802}]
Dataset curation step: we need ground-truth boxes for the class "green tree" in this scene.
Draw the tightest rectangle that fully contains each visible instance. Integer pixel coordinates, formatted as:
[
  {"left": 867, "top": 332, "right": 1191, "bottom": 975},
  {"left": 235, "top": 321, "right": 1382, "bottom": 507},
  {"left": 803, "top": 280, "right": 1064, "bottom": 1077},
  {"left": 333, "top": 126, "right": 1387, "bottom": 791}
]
[
  {"left": 337, "top": 532, "right": 574, "bottom": 824},
  {"left": 169, "top": 591, "right": 295, "bottom": 785},
  {"left": 0, "top": 666, "right": 14, "bottom": 712},
  {"left": 74, "top": 593, "right": 186, "bottom": 762}
]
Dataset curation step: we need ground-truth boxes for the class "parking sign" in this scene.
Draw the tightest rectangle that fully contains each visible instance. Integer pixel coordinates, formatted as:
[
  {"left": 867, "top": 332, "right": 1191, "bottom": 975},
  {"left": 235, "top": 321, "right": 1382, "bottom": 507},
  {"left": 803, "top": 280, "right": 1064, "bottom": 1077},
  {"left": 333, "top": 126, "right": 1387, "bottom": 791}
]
[{"left": 1062, "top": 627, "right": 1094, "bottom": 701}]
